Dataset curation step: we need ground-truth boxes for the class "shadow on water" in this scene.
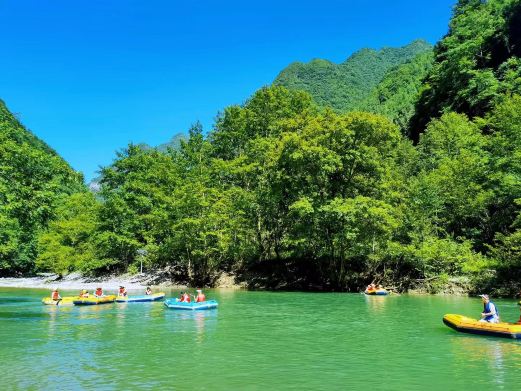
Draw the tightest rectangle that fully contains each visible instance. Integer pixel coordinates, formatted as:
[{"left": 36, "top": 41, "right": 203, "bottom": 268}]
[
  {"left": 0, "top": 297, "right": 38, "bottom": 304},
  {"left": 0, "top": 311, "right": 49, "bottom": 320}
]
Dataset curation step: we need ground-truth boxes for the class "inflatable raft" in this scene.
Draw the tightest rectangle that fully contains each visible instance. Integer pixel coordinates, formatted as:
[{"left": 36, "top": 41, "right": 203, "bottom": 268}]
[
  {"left": 73, "top": 295, "right": 116, "bottom": 306},
  {"left": 443, "top": 314, "right": 521, "bottom": 339},
  {"left": 364, "top": 289, "right": 389, "bottom": 296},
  {"left": 115, "top": 293, "right": 165, "bottom": 303},
  {"left": 42, "top": 296, "right": 76, "bottom": 306},
  {"left": 164, "top": 299, "right": 218, "bottom": 310}
]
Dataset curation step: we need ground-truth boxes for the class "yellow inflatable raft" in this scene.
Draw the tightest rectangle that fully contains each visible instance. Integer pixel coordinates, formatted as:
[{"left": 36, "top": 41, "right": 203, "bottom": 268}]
[
  {"left": 443, "top": 314, "right": 521, "bottom": 339},
  {"left": 73, "top": 295, "right": 116, "bottom": 306},
  {"left": 42, "top": 296, "right": 77, "bottom": 306}
]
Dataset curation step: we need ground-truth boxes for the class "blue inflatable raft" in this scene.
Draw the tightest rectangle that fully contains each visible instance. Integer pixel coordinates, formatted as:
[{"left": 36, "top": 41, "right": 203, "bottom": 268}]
[
  {"left": 164, "top": 299, "right": 218, "bottom": 310},
  {"left": 364, "top": 289, "right": 389, "bottom": 296},
  {"left": 115, "top": 292, "right": 165, "bottom": 303}
]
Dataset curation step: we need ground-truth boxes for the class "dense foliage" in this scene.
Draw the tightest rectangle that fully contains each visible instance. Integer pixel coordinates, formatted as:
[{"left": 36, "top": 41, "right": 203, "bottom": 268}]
[
  {"left": 0, "top": 101, "right": 84, "bottom": 275},
  {"left": 32, "top": 85, "right": 521, "bottom": 293},
  {"left": 361, "top": 51, "right": 434, "bottom": 132},
  {"left": 411, "top": 0, "right": 521, "bottom": 140},
  {"left": 4, "top": 0, "right": 521, "bottom": 295}
]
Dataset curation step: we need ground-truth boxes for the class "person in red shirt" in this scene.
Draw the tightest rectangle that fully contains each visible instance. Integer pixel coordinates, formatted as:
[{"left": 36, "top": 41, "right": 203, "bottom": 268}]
[
  {"left": 95, "top": 287, "right": 104, "bottom": 297},
  {"left": 51, "top": 288, "right": 61, "bottom": 301},
  {"left": 178, "top": 291, "right": 185, "bottom": 302},
  {"left": 118, "top": 286, "right": 127, "bottom": 297},
  {"left": 182, "top": 292, "right": 191, "bottom": 303},
  {"left": 195, "top": 289, "right": 206, "bottom": 303}
]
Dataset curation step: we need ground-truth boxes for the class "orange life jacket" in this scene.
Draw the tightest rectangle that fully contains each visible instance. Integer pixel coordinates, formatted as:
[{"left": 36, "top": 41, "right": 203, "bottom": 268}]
[
  {"left": 183, "top": 293, "right": 191, "bottom": 303},
  {"left": 52, "top": 291, "right": 59, "bottom": 300},
  {"left": 196, "top": 294, "right": 206, "bottom": 303},
  {"left": 119, "top": 288, "right": 127, "bottom": 296},
  {"left": 95, "top": 289, "right": 103, "bottom": 296}
]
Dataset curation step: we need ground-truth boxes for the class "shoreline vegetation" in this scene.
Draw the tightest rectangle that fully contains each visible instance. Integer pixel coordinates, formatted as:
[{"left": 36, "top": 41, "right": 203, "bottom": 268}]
[{"left": 2, "top": 1, "right": 521, "bottom": 297}]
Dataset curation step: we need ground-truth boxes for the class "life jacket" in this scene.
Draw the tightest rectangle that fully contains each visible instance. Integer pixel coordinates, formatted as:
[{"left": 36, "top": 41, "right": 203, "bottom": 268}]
[
  {"left": 119, "top": 288, "right": 127, "bottom": 296},
  {"left": 183, "top": 293, "right": 191, "bottom": 303},
  {"left": 52, "top": 291, "right": 59, "bottom": 300},
  {"left": 95, "top": 289, "right": 103, "bottom": 297},
  {"left": 484, "top": 302, "right": 499, "bottom": 321},
  {"left": 196, "top": 294, "right": 206, "bottom": 303}
]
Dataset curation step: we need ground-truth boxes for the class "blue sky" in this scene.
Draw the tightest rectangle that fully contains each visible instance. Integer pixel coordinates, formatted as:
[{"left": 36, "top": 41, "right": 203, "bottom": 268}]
[{"left": 0, "top": 0, "right": 455, "bottom": 181}]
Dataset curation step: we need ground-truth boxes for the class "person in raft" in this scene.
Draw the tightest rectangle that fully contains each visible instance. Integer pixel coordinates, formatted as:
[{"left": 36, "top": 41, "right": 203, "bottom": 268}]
[
  {"left": 365, "top": 283, "right": 376, "bottom": 292},
  {"left": 182, "top": 291, "right": 191, "bottom": 303},
  {"left": 51, "top": 287, "right": 61, "bottom": 301},
  {"left": 94, "top": 287, "right": 104, "bottom": 298},
  {"left": 80, "top": 289, "right": 89, "bottom": 298},
  {"left": 145, "top": 287, "right": 152, "bottom": 295},
  {"left": 479, "top": 294, "right": 499, "bottom": 323},
  {"left": 195, "top": 289, "right": 206, "bottom": 303},
  {"left": 118, "top": 286, "right": 127, "bottom": 297}
]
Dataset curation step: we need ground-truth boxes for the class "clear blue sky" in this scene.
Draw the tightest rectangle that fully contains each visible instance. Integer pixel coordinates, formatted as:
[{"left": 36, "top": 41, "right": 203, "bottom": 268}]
[{"left": 0, "top": 0, "right": 455, "bottom": 181}]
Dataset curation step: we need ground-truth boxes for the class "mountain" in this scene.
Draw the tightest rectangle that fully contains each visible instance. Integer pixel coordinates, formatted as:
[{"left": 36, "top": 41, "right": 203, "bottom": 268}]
[
  {"left": 273, "top": 39, "right": 433, "bottom": 113},
  {"left": 155, "top": 132, "right": 187, "bottom": 152},
  {"left": 0, "top": 100, "right": 84, "bottom": 275},
  {"left": 360, "top": 50, "right": 434, "bottom": 131}
]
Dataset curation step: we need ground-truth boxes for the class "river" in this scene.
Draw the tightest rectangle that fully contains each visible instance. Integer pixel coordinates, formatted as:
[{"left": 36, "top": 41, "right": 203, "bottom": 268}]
[{"left": 1, "top": 288, "right": 521, "bottom": 390}]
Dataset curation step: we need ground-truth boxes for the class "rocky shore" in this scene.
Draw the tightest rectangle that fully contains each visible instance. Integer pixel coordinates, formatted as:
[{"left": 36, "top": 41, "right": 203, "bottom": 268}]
[{"left": 0, "top": 271, "right": 245, "bottom": 291}]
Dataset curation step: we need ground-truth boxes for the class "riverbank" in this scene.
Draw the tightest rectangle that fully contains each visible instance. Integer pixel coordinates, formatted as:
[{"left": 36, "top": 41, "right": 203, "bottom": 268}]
[
  {"left": 0, "top": 273, "right": 169, "bottom": 291},
  {"left": 0, "top": 271, "right": 246, "bottom": 291}
]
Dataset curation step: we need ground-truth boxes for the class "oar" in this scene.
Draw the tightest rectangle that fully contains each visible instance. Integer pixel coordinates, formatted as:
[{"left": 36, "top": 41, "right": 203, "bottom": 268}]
[{"left": 56, "top": 298, "right": 62, "bottom": 306}]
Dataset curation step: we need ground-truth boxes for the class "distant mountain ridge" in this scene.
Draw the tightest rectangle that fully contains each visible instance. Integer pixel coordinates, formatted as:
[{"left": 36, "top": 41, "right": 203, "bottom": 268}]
[{"left": 273, "top": 39, "right": 433, "bottom": 113}]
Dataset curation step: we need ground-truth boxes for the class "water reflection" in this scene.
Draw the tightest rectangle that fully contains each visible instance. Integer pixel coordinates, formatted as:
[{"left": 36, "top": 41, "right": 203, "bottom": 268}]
[
  {"left": 46, "top": 305, "right": 58, "bottom": 336},
  {"left": 449, "top": 334, "right": 521, "bottom": 386},
  {"left": 364, "top": 295, "right": 388, "bottom": 312},
  {"left": 164, "top": 309, "right": 218, "bottom": 342}
]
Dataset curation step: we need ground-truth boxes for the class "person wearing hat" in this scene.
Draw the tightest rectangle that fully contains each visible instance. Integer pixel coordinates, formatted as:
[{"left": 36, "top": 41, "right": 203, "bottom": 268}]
[
  {"left": 51, "top": 287, "right": 61, "bottom": 301},
  {"left": 195, "top": 289, "right": 206, "bottom": 303},
  {"left": 479, "top": 294, "right": 499, "bottom": 323},
  {"left": 80, "top": 289, "right": 90, "bottom": 298},
  {"left": 118, "top": 286, "right": 128, "bottom": 297}
]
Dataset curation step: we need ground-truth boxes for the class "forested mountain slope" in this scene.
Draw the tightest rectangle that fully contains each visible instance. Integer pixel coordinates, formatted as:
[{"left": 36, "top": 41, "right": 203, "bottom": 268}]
[
  {"left": 273, "top": 40, "right": 432, "bottom": 113},
  {"left": 0, "top": 100, "right": 84, "bottom": 275},
  {"left": 410, "top": 0, "right": 521, "bottom": 140},
  {"left": 360, "top": 51, "right": 434, "bottom": 131}
]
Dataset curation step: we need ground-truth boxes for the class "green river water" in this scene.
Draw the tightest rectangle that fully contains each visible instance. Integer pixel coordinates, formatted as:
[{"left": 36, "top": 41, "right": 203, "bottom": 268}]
[{"left": 1, "top": 288, "right": 521, "bottom": 390}]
